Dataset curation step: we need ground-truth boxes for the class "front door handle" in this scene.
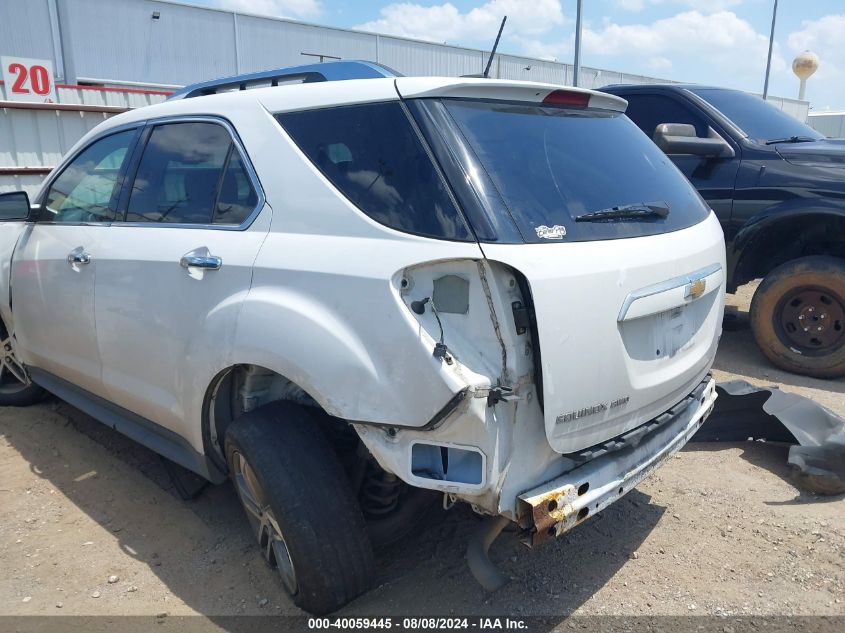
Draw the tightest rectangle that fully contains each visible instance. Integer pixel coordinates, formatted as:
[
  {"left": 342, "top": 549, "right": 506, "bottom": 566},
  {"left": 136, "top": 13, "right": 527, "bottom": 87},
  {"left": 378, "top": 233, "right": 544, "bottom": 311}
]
[
  {"left": 180, "top": 254, "right": 222, "bottom": 270},
  {"left": 67, "top": 250, "right": 91, "bottom": 265}
]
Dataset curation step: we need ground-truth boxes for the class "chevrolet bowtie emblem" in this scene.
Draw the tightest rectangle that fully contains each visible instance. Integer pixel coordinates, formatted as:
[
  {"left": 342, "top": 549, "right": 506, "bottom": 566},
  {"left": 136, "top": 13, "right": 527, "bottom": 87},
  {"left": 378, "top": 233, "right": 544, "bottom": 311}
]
[{"left": 685, "top": 278, "right": 706, "bottom": 300}]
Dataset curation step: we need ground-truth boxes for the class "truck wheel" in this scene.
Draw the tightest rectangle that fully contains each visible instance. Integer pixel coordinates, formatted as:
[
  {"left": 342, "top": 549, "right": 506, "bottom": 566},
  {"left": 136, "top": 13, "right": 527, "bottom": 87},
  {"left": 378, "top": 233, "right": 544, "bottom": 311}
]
[
  {"left": 225, "top": 401, "right": 375, "bottom": 615},
  {"left": 0, "top": 320, "right": 45, "bottom": 407},
  {"left": 750, "top": 256, "right": 845, "bottom": 379}
]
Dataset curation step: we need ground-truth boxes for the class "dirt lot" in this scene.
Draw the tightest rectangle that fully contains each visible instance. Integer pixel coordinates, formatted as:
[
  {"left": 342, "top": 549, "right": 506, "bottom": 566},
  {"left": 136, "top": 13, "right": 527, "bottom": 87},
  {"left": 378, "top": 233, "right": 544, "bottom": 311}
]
[{"left": 0, "top": 285, "right": 843, "bottom": 622}]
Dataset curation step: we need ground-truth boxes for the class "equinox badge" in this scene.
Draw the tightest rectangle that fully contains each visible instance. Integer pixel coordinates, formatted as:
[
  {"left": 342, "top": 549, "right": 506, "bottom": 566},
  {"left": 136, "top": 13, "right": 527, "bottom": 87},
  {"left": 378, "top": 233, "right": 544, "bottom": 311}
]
[{"left": 557, "top": 395, "right": 629, "bottom": 424}]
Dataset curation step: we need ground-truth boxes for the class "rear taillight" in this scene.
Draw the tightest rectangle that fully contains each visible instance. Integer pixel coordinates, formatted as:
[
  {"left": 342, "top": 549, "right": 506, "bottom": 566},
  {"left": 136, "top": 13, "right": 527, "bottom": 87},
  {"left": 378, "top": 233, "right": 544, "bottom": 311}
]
[{"left": 542, "top": 90, "right": 590, "bottom": 108}]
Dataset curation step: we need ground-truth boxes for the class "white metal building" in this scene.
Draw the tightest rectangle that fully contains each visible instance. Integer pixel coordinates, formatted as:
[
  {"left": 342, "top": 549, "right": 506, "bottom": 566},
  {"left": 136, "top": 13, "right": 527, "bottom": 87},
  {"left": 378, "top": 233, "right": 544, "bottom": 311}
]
[
  {"left": 0, "top": 0, "right": 811, "bottom": 194},
  {"left": 808, "top": 112, "right": 845, "bottom": 138}
]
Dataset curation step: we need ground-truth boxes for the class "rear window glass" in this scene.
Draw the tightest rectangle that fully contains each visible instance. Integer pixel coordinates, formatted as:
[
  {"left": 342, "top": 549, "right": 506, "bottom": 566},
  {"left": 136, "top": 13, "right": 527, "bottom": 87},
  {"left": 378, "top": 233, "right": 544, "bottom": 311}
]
[
  {"left": 439, "top": 99, "right": 709, "bottom": 243},
  {"left": 276, "top": 102, "right": 472, "bottom": 241}
]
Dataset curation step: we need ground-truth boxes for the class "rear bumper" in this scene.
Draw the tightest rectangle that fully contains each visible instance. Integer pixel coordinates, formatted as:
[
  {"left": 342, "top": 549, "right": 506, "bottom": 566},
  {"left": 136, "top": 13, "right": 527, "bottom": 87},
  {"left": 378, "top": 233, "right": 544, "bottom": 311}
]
[{"left": 516, "top": 375, "right": 716, "bottom": 546}]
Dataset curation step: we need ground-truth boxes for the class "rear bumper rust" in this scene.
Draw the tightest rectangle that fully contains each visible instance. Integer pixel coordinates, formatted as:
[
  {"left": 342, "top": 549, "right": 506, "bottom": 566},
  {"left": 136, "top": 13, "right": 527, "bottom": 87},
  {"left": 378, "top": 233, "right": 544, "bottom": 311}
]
[{"left": 517, "top": 375, "right": 717, "bottom": 546}]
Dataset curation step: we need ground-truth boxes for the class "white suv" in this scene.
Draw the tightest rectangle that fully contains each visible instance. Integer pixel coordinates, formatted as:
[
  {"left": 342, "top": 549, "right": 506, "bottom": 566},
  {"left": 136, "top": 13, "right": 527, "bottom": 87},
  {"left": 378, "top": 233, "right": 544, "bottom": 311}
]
[{"left": 0, "top": 61, "right": 725, "bottom": 614}]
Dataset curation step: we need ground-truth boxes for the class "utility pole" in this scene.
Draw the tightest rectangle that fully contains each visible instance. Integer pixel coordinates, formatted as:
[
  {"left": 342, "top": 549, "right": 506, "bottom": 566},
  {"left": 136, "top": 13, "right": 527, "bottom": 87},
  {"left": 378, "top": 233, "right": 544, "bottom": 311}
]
[
  {"left": 573, "top": 0, "right": 583, "bottom": 87},
  {"left": 762, "top": 0, "right": 778, "bottom": 99}
]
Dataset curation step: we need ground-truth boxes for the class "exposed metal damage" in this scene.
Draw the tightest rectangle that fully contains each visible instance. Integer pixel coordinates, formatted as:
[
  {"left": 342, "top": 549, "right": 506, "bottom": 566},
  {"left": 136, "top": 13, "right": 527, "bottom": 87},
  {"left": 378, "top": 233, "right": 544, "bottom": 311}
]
[
  {"left": 516, "top": 377, "right": 716, "bottom": 547},
  {"left": 466, "top": 378, "right": 844, "bottom": 593}
]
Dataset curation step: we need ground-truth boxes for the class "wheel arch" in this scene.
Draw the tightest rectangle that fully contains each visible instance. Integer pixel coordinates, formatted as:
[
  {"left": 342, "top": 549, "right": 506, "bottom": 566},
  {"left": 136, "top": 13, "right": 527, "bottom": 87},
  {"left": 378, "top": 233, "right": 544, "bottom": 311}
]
[
  {"left": 730, "top": 205, "right": 845, "bottom": 291},
  {"left": 201, "top": 363, "right": 332, "bottom": 473}
]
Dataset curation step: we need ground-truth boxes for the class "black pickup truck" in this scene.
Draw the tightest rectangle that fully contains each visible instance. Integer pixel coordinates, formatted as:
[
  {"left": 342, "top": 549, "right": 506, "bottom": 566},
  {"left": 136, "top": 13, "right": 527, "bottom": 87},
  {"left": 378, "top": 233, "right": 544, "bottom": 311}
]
[{"left": 601, "top": 84, "right": 845, "bottom": 379}]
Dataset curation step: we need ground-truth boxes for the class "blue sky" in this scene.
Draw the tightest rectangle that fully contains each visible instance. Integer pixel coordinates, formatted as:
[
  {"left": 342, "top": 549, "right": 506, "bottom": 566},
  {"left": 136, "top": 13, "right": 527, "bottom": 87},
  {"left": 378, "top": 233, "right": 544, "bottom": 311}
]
[{"left": 187, "top": 1, "right": 844, "bottom": 111}]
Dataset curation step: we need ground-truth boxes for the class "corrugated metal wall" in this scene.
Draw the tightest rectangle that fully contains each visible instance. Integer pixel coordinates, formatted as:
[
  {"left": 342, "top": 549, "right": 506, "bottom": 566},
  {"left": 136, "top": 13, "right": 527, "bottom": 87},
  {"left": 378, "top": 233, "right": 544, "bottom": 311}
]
[
  {"left": 0, "top": 0, "right": 718, "bottom": 88},
  {"left": 1, "top": 0, "right": 812, "bottom": 107},
  {"left": 763, "top": 95, "right": 811, "bottom": 121},
  {"left": 58, "top": 0, "right": 237, "bottom": 84},
  {"left": 380, "top": 37, "right": 483, "bottom": 77},
  {"left": 0, "top": 104, "right": 107, "bottom": 194},
  {"left": 0, "top": 81, "right": 168, "bottom": 195},
  {"left": 237, "top": 15, "right": 379, "bottom": 73},
  {"left": 0, "top": 0, "right": 813, "bottom": 196},
  {"left": 808, "top": 113, "right": 845, "bottom": 138},
  {"left": 0, "top": 0, "right": 57, "bottom": 67}
]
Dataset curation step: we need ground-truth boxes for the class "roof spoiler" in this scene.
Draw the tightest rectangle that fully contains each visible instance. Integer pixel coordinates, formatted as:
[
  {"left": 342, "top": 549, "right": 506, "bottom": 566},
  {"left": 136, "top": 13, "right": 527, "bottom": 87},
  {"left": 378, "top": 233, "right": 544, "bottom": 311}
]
[{"left": 168, "top": 60, "right": 401, "bottom": 101}]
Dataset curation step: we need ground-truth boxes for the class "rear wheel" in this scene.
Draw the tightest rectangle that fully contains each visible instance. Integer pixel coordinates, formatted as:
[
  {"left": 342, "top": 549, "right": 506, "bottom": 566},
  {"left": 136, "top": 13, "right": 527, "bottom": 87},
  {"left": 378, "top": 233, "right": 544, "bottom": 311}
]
[
  {"left": 225, "top": 401, "right": 375, "bottom": 615},
  {"left": 750, "top": 256, "right": 845, "bottom": 379},
  {"left": 0, "top": 320, "right": 45, "bottom": 407}
]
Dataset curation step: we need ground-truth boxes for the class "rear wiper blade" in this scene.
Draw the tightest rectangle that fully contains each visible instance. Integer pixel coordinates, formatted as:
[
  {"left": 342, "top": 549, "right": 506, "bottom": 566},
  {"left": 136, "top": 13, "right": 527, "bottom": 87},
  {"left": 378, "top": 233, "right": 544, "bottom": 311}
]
[
  {"left": 575, "top": 202, "right": 670, "bottom": 222},
  {"left": 764, "top": 135, "right": 817, "bottom": 145}
]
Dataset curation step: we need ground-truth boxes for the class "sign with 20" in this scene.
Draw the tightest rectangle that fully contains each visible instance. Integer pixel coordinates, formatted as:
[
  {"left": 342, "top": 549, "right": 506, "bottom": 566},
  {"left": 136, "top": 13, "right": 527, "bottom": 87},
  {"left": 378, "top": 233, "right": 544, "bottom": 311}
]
[{"left": 1, "top": 56, "right": 58, "bottom": 104}]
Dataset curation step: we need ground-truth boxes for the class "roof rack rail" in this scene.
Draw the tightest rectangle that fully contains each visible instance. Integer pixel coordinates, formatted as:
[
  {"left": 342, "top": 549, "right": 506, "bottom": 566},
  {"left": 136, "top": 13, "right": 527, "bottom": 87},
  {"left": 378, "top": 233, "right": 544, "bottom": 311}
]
[{"left": 168, "top": 60, "right": 401, "bottom": 101}]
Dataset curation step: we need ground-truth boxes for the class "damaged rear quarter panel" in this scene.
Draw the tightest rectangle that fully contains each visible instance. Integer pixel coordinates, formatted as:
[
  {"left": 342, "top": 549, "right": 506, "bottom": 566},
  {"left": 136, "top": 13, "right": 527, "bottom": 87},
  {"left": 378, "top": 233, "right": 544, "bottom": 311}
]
[
  {"left": 233, "top": 234, "right": 483, "bottom": 426},
  {"left": 355, "top": 259, "right": 574, "bottom": 517},
  {"left": 222, "top": 107, "right": 489, "bottom": 428}
]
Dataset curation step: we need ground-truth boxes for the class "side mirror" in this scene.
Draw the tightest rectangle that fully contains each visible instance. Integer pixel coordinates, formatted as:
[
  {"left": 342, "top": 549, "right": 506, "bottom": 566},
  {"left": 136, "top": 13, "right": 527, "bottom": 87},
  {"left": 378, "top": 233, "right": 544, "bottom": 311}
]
[
  {"left": 653, "top": 123, "right": 735, "bottom": 159},
  {"left": 0, "top": 191, "right": 35, "bottom": 221}
]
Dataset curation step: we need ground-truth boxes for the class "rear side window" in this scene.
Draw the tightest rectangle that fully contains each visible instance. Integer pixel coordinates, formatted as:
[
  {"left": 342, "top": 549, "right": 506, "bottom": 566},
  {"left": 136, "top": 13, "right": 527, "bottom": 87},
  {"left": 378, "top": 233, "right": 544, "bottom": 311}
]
[
  {"left": 276, "top": 102, "right": 472, "bottom": 241},
  {"left": 214, "top": 152, "right": 258, "bottom": 224},
  {"left": 126, "top": 121, "right": 258, "bottom": 225}
]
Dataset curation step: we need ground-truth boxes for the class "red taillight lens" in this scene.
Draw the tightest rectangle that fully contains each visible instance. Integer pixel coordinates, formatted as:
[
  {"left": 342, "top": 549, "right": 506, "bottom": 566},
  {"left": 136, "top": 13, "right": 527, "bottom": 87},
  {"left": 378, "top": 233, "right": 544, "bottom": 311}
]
[{"left": 542, "top": 90, "right": 590, "bottom": 108}]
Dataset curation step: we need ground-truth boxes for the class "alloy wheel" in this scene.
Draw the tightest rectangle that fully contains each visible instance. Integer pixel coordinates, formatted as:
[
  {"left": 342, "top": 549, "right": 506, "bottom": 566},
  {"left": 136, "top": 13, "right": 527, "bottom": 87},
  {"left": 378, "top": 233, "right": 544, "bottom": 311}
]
[
  {"left": 231, "top": 450, "right": 298, "bottom": 595},
  {"left": 0, "top": 334, "right": 31, "bottom": 395}
]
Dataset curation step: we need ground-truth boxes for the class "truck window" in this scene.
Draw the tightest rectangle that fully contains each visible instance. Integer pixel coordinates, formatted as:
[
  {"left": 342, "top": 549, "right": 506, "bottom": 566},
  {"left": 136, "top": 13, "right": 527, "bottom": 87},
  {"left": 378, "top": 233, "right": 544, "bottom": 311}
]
[
  {"left": 687, "top": 87, "right": 823, "bottom": 143},
  {"left": 623, "top": 94, "right": 709, "bottom": 140}
]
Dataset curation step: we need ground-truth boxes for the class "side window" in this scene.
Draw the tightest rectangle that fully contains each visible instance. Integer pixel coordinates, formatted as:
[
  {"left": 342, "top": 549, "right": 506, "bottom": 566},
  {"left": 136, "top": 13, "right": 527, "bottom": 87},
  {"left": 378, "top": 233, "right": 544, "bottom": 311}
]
[
  {"left": 126, "top": 121, "right": 257, "bottom": 225},
  {"left": 42, "top": 129, "right": 136, "bottom": 223},
  {"left": 214, "top": 152, "right": 258, "bottom": 224},
  {"left": 277, "top": 102, "right": 471, "bottom": 241},
  {"left": 623, "top": 94, "right": 709, "bottom": 140}
]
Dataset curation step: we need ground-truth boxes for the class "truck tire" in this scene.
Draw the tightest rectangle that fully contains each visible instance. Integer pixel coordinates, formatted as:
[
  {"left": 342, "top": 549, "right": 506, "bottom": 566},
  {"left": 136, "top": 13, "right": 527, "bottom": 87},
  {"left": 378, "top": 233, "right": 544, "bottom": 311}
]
[
  {"left": 750, "top": 256, "right": 845, "bottom": 379},
  {"left": 0, "top": 320, "right": 45, "bottom": 407},
  {"left": 225, "top": 401, "right": 375, "bottom": 615}
]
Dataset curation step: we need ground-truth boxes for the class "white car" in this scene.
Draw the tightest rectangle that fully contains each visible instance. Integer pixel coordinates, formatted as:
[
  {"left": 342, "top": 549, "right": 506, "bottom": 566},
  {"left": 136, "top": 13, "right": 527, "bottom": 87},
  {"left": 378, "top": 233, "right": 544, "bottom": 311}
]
[{"left": 0, "top": 61, "right": 725, "bottom": 614}]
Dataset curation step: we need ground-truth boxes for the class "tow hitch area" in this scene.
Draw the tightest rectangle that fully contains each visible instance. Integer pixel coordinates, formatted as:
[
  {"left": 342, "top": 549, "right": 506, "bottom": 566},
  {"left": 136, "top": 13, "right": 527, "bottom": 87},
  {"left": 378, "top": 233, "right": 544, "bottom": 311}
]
[
  {"left": 515, "top": 377, "right": 716, "bottom": 548},
  {"left": 465, "top": 379, "right": 845, "bottom": 593}
]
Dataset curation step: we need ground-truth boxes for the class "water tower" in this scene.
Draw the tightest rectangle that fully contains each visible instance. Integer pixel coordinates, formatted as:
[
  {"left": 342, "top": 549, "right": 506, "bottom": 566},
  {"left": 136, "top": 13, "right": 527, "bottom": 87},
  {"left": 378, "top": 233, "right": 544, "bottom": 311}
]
[{"left": 792, "top": 50, "right": 819, "bottom": 101}]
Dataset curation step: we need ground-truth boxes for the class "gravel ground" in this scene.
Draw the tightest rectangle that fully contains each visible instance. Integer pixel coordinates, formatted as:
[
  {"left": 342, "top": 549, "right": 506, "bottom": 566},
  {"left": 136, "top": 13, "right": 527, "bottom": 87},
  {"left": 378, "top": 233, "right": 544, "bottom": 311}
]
[{"left": 0, "top": 284, "right": 842, "bottom": 622}]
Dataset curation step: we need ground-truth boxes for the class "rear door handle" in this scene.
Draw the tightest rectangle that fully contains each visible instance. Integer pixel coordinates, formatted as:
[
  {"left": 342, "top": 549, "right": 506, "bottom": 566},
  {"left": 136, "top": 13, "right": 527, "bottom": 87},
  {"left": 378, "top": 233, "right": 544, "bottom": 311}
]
[
  {"left": 67, "top": 250, "right": 91, "bottom": 265},
  {"left": 180, "top": 254, "right": 222, "bottom": 270}
]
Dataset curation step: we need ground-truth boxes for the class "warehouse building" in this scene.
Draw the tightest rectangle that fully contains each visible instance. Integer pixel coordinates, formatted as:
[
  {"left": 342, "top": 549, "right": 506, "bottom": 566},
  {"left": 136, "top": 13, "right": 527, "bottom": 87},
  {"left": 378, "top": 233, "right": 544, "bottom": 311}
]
[
  {"left": 1, "top": 0, "right": 810, "bottom": 195},
  {"left": 808, "top": 111, "right": 845, "bottom": 138}
]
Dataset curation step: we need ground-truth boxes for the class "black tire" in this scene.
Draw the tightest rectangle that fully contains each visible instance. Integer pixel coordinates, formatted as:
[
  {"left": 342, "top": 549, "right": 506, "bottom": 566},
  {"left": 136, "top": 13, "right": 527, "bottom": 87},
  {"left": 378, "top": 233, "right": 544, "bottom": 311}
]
[
  {"left": 366, "top": 485, "right": 441, "bottom": 549},
  {"left": 0, "top": 320, "right": 45, "bottom": 407},
  {"left": 750, "top": 256, "right": 845, "bottom": 379},
  {"left": 225, "top": 401, "right": 375, "bottom": 615}
]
